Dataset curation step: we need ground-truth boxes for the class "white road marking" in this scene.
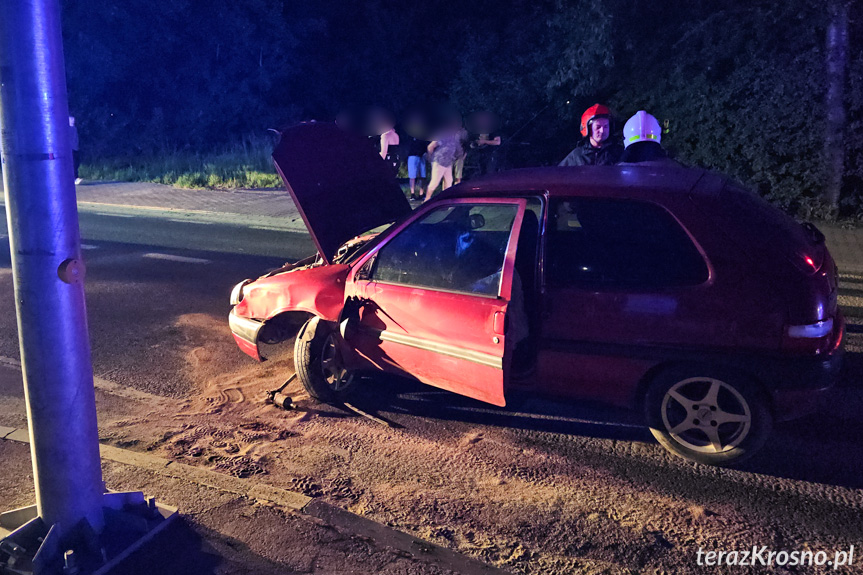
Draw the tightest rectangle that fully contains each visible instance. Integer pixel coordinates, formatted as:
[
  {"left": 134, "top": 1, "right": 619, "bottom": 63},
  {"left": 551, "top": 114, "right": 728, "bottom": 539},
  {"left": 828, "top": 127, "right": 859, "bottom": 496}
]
[
  {"left": 142, "top": 253, "right": 210, "bottom": 264},
  {"left": 80, "top": 244, "right": 99, "bottom": 250},
  {"left": 168, "top": 218, "right": 211, "bottom": 225}
]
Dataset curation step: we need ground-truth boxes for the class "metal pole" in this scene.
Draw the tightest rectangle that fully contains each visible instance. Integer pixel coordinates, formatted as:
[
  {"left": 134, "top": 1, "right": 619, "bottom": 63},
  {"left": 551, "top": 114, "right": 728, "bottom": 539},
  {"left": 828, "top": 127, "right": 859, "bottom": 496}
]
[
  {"left": 0, "top": 0, "right": 105, "bottom": 536},
  {"left": 824, "top": 0, "right": 848, "bottom": 214}
]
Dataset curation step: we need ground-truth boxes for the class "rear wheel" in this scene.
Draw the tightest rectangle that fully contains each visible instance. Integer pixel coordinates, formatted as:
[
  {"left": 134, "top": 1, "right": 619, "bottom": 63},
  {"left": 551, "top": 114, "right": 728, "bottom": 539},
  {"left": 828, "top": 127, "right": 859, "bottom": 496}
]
[
  {"left": 644, "top": 367, "right": 772, "bottom": 466},
  {"left": 294, "top": 318, "right": 357, "bottom": 403}
]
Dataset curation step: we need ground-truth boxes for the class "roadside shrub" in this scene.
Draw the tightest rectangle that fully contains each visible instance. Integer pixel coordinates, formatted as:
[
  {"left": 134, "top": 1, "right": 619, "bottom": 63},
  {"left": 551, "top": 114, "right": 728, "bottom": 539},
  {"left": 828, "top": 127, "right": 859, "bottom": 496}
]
[{"left": 611, "top": 4, "right": 826, "bottom": 205}]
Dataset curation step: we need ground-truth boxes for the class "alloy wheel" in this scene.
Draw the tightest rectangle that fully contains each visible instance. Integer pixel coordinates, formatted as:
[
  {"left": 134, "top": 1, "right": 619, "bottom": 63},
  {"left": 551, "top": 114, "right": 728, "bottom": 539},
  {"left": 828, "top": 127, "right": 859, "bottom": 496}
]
[{"left": 660, "top": 377, "right": 752, "bottom": 454}]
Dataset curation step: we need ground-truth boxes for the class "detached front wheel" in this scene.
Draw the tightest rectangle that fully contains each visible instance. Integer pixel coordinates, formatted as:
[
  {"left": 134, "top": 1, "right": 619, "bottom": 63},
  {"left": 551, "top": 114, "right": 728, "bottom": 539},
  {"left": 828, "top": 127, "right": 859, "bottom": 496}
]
[
  {"left": 644, "top": 367, "right": 772, "bottom": 466},
  {"left": 294, "top": 318, "right": 357, "bottom": 403}
]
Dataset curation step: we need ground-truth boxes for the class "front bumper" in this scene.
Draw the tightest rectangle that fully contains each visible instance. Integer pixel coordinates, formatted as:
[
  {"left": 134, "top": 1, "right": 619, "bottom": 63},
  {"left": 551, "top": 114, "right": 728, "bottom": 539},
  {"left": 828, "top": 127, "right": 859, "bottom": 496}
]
[{"left": 229, "top": 309, "right": 264, "bottom": 361}]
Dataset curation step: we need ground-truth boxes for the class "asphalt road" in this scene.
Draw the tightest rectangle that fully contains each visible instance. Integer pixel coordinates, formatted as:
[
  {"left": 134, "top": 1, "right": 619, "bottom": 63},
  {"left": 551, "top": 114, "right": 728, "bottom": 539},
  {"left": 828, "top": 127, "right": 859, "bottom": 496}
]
[
  {"left": 0, "top": 208, "right": 859, "bottom": 486},
  {"left": 0, "top": 206, "right": 315, "bottom": 395},
  {"left": 0, "top": 207, "right": 860, "bottom": 573},
  {"left": 0, "top": 206, "right": 308, "bottom": 396},
  {"left": 76, "top": 211, "right": 315, "bottom": 259},
  {"left": 0, "top": 207, "right": 316, "bottom": 260}
]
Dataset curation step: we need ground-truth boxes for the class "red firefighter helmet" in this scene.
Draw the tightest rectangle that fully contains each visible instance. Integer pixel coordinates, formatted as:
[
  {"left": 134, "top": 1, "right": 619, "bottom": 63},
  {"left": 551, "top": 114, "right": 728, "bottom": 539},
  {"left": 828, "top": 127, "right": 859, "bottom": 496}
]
[{"left": 580, "top": 104, "right": 612, "bottom": 137}]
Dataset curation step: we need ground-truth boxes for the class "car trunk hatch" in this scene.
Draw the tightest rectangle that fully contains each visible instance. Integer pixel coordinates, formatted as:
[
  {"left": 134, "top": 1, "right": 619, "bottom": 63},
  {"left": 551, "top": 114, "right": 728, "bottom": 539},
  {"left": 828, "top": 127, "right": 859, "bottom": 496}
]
[{"left": 715, "top": 183, "right": 826, "bottom": 275}]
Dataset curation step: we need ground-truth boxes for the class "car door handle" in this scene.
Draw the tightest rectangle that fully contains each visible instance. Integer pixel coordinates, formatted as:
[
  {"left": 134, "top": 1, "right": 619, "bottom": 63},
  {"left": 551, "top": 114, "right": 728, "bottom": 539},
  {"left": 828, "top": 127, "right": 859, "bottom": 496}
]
[{"left": 493, "top": 311, "right": 506, "bottom": 335}]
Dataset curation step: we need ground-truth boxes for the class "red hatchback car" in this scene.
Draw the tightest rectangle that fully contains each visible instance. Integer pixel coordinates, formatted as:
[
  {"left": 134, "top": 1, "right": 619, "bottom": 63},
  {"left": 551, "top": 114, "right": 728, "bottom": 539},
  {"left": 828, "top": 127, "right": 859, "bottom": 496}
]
[{"left": 229, "top": 123, "right": 844, "bottom": 466}]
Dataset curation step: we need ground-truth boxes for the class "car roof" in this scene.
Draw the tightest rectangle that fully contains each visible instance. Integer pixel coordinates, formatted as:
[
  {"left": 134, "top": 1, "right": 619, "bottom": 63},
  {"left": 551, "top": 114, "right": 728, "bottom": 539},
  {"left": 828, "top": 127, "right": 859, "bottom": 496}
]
[{"left": 437, "top": 165, "right": 720, "bottom": 200}]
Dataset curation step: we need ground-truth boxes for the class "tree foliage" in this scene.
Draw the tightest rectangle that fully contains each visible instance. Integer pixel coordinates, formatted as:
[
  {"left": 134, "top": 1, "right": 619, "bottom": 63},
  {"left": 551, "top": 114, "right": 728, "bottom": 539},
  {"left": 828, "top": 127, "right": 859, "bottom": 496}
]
[
  {"left": 612, "top": 1, "right": 828, "bottom": 208},
  {"left": 59, "top": 0, "right": 863, "bottom": 213},
  {"left": 450, "top": 0, "right": 863, "bottom": 215},
  {"left": 62, "top": 0, "right": 302, "bottom": 155}
]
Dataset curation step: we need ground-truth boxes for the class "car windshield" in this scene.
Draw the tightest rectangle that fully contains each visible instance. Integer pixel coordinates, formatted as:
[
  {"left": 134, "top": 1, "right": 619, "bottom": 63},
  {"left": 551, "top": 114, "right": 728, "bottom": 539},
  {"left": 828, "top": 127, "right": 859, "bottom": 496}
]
[{"left": 334, "top": 211, "right": 413, "bottom": 265}]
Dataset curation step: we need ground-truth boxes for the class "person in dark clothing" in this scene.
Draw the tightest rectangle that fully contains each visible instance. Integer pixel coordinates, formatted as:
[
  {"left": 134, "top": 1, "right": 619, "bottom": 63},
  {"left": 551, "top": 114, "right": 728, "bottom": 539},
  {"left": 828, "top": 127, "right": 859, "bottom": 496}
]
[
  {"left": 618, "top": 110, "right": 677, "bottom": 165},
  {"left": 405, "top": 134, "right": 429, "bottom": 200},
  {"left": 471, "top": 132, "right": 501, "bottom": 175},
  {"left": 69, "top": 115, "right": 81, "bottom": 184},
  {"left": 403, "top": 110, "right": 430, "bottom": 201},
  {"left": 559, "top": 103, "right": 623, "bottom": 166},
  {"left": 465, "top": 110, "right": 503, "bottom": 178}
]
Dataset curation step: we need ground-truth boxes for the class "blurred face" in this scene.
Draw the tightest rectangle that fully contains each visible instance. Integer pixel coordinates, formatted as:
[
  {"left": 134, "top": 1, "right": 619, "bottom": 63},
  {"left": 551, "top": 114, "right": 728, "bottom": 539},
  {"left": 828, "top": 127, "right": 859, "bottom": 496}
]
[
  {"left": 445, "top": 111, "right": 463, "bottom": 132},
  {"left": 404, "top": 112, "right": 427, "bottom": 139},
  {"left": 589, "top": 118, "right": 610, "bottom": 146},
  {"left": 366, "top": 107, "right": 395, "bottom": 136}
]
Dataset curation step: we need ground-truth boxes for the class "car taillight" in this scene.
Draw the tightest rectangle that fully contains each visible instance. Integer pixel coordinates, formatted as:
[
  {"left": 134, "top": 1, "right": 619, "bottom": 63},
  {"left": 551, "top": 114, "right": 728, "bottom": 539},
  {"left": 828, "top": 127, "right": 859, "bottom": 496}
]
[{"left": 782, "top": 317, "right": 841, "bottom": 355}]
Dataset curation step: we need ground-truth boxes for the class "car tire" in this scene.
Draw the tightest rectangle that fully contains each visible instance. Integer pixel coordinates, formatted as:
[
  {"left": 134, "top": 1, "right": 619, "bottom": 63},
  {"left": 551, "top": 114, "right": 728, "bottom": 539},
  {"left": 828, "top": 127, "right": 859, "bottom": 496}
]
[
  {"left": 294, "top": 318, "right": 358, "bottom": 403},
  {"left": 644, "top": 367, "right": 772, "bottom": 466}
]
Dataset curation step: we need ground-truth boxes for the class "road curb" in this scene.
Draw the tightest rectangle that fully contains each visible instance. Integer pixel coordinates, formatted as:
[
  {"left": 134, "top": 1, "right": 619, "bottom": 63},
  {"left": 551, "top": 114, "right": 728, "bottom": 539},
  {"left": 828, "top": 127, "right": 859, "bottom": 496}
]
[
  {"left": 1, "top": 428, "right": 311, "bottom": 510},
  {"left": 75, "top": 201, "right": 307, "bottom": 233},
  {"left": 1, "top": 431, "right": 507, "bottom": 575},
  {"left": 304, "top": 499, "right": 510, "bottom": 574},
  {"left": 0, "top": 353, "right": 508, "bottom": 573}
]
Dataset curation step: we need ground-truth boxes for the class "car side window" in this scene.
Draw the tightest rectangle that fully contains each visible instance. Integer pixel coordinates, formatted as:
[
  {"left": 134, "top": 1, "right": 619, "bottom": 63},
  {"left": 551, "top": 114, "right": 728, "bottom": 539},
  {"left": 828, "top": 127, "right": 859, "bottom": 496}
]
[
  {"left": 371, "top": 203, "right": 519, "bottom": 296},
  {"left": 548, "top": 198, "right": 708, "bottom": 289}
]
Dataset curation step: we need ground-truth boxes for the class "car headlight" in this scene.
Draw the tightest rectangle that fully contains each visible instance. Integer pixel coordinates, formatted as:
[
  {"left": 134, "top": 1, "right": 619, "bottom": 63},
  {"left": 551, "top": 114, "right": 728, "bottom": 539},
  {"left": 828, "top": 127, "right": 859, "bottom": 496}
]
[{"left": 230, "top": 279, "right": 251, "bottom": 306}]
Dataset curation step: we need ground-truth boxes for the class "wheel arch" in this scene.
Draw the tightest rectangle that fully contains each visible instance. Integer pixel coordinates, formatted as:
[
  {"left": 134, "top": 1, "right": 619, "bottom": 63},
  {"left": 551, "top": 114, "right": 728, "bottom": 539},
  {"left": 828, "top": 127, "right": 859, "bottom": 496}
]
[
  {"left": 634, "top": 360, "right": 775, "bottom": 415},
  {"left": 258, "top": 310, "right": 316, "bottom": 347},
  {"left": 639, "top": 360, "right": 777, "bottom": 465},
  {"left": 293, "top": 316, "right": 357, "bottom": 402}
]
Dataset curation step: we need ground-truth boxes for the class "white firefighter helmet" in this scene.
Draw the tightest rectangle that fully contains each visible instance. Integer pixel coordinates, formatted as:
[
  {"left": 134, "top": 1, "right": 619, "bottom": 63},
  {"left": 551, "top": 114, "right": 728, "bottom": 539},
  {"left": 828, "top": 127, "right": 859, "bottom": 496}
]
[{"left": 623, "top": 111, "right": 661, "bottom": 148}]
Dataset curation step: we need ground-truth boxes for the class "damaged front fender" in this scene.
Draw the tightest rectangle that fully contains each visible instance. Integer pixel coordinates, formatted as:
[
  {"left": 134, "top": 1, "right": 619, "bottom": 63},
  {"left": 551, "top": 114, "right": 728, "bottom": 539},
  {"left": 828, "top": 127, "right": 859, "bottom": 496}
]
[
  {"left": 234, "top": 264, "right": 350, "bottom": 322},
  {"left": 230, "top": 264, "right": 350, "bottom": 361}
]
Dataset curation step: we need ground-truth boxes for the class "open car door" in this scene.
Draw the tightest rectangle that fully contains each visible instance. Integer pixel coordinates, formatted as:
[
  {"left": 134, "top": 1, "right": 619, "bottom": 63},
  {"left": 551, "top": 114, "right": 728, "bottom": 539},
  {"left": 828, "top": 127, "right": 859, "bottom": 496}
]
[{"left": 342, "top": 198, "right": 528, "bottom": 407}]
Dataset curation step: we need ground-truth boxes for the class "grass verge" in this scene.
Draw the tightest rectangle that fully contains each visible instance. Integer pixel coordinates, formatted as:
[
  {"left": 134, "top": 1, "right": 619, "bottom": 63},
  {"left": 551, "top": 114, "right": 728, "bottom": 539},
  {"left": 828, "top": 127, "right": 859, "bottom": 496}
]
[{"left": 80, "top": 136, "right": 282, "bottom": 190}]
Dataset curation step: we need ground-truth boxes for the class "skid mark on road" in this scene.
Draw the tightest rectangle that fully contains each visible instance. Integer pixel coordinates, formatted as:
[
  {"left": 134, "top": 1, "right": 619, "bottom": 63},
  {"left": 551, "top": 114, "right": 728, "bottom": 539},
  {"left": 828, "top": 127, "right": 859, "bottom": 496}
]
[
  {"left": 225, "top": 388, "right": 245, "bottom": 403},
  {"left": 211, "top": 387, "right": 246, "bottom": 405}
]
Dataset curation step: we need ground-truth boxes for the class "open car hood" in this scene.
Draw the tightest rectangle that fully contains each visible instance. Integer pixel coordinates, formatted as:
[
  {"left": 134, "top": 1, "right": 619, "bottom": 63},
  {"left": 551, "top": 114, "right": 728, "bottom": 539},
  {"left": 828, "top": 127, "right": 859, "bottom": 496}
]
[{"left": 273, "top": 122, "right": 412, "bottom": 264}]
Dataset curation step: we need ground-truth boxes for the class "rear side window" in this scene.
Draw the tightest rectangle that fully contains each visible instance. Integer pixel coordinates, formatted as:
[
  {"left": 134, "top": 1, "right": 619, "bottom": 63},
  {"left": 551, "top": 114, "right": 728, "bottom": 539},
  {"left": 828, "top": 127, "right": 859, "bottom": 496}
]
[{"left": 547, "top": 198, "right": 708, "bottom": 289}]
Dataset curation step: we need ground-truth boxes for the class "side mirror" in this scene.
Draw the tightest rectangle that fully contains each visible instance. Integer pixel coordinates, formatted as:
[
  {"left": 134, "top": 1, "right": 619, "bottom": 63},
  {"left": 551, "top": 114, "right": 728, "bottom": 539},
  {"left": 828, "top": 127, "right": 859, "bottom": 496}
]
[{"left": 355, "top": 255, "right": 375, "bottom": 281}]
